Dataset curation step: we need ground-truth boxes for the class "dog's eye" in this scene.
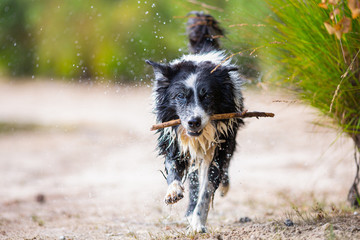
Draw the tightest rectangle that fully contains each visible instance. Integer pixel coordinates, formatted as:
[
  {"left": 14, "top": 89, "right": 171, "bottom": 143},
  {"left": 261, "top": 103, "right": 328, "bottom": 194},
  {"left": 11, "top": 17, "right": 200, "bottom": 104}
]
[
  {"left": 199, "top": 89, "right": 210, "bottom": 100},
  {"left": 176, "top": 93, "right": 185, "bottom": 100}
]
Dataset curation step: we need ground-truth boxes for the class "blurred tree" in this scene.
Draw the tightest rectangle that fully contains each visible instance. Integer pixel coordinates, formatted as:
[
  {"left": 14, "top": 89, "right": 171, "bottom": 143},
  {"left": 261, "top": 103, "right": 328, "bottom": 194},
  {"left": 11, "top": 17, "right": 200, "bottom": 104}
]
[{"left": 0, "top": 0, "right": 35, "bottom": 77}]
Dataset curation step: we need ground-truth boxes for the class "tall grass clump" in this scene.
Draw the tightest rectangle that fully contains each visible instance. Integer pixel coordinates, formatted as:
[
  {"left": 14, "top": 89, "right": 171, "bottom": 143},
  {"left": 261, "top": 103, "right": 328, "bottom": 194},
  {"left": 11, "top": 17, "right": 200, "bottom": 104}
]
[
  {"left": 272, "top": 0, "right": 358, "bottom": 147},
  {"left": 233, "top": 0, "right": 360, "bottom": 204},
  {"left": 256, "top": 1, "right": 360, "bottom": 150}
]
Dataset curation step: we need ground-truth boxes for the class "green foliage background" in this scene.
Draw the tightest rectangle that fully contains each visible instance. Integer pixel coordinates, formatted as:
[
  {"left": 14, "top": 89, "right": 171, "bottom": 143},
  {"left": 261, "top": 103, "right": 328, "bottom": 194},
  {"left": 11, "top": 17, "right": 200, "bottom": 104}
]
[{"left": 0, "top": 0, "right": 257, "bottom": 83}]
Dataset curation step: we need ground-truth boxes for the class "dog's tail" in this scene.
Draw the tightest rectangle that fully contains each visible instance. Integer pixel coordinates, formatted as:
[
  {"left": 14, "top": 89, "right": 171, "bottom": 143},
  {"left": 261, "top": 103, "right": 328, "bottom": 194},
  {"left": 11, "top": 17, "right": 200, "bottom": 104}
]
[{"left": 186, "top": 11, "right": 224, "bottom": 54}]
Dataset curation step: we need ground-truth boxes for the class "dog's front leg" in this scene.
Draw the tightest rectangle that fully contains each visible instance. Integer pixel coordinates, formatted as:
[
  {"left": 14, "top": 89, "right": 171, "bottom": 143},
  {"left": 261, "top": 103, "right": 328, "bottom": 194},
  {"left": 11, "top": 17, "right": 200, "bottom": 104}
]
[
  {"left": 164, "top": 154, "right": 186, "bottom": 205},
  {"left": 189, "top": 160, "right": 215, "bottom": 233}
]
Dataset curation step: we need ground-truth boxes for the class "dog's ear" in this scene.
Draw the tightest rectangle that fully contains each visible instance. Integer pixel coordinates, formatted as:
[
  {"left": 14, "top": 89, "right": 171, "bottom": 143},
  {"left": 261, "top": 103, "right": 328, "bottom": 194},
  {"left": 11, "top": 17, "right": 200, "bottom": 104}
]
[
  {"left": 146, "top": 60, "right": 173, "bottom": 88},
  {"left": 146, "top": 60, "right": 169, "bottom": 73},
  {"left": 227, "top": 67, "right": 238, "bottom": 72}
]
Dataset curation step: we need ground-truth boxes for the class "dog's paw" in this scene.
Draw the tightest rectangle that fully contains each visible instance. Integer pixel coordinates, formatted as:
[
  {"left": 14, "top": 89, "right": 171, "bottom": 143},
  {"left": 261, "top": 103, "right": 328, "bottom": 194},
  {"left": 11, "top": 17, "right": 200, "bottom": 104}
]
[
  {"left": 219, "top": 181, "right": 229, "bottom": 197},
  {"left": 164, "top": 180, "right": 184, "bottom": 205},
  {"left": 188, "top": 217, "right": 207, "bottom": 233}
]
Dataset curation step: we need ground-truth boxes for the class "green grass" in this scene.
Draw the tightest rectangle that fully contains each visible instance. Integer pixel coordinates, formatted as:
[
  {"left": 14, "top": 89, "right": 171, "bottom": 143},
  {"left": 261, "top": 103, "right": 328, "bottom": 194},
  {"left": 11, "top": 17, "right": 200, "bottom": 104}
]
[
  {"left": 31, "top": 215, "right": 44, "bottom": 227},
  {"left": 0, "top": 122, "right": 41, "bottom": 134},
  {"left": 0, "top": 121, "right": 78, "bottom": 134}
]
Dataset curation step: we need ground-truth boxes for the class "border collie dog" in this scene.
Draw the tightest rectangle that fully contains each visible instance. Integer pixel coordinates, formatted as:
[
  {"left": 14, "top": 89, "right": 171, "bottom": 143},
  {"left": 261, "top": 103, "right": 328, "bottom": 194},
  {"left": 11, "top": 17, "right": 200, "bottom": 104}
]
[{"left": 146, "top": 12, "right": 244, "bottom": 233}]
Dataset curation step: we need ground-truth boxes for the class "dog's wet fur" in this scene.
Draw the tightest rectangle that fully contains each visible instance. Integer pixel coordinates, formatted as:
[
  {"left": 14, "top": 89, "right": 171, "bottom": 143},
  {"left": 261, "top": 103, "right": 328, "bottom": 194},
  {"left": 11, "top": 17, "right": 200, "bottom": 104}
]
[{"left": 147, "top": 12, "right": 244, "bottom": 233}]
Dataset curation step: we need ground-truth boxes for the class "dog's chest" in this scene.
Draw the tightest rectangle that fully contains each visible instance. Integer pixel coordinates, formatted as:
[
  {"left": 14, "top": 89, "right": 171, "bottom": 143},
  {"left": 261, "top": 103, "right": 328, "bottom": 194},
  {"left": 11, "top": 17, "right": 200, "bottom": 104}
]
[
  {"left": 177, "top": 121, "right": 233, "bottom": 167},
  {"left": 177, "top": 124, "right": 216, "bottom": 166}
]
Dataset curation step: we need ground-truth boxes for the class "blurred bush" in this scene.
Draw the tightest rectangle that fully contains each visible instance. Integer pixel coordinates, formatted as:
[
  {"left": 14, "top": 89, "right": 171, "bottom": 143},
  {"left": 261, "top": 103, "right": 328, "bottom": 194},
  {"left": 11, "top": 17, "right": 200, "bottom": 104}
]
[{"left": 33, "top": 0, "right": 189, "bottom": 83}]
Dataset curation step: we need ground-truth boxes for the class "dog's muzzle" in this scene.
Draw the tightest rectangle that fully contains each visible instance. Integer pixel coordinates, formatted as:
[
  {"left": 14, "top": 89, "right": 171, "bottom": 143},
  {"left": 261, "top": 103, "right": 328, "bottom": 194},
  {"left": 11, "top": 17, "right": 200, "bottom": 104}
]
[{"left": 186, "top": 117, "right": 203, "bottom": 137}]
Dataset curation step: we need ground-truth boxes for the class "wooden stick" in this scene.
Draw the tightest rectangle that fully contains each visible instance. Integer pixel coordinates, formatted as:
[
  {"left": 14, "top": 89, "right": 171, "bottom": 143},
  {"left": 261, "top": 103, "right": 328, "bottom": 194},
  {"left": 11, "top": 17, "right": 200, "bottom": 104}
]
[{"left": 150, "top": 110, "right": 275, "bottom": 131}]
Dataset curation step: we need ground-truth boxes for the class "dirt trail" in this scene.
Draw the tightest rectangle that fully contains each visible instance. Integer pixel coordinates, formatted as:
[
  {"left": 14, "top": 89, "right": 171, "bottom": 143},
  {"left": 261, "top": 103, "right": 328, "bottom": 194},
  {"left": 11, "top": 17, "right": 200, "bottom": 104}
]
[{"left": 0, "top": 81, "right": 358, "bottom": 239}]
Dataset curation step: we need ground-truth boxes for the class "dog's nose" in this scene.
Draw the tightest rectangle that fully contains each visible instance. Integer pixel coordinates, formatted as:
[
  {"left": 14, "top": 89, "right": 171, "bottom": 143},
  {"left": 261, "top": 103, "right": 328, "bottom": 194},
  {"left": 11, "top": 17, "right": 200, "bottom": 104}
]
[{"left": 188, "top": 117, "right": 201, "bottom": 129}]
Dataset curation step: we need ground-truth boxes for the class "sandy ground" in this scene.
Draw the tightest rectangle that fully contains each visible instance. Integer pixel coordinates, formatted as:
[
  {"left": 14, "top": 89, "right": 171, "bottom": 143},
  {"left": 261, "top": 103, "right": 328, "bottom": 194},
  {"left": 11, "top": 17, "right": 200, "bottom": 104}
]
[{"left": 0, "top": 80, "right": 359, "bottom": 240}]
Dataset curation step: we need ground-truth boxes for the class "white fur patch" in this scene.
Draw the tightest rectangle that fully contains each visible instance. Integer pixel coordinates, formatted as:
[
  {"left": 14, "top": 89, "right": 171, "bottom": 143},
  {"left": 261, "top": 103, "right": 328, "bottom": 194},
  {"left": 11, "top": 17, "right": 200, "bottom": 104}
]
[
  {"left": 171, "top": 50, "right": 231, "bottom": 67},
  {"left": 185, "top": 73, "right": 198, "bottom": 89}
]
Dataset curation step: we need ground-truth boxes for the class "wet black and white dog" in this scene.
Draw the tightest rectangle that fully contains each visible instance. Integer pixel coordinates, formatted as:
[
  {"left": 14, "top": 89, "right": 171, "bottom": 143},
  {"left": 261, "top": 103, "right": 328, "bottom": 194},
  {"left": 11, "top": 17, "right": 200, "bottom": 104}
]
[{"left": 146, "top": 12, "right": 244, "bottom": 232}]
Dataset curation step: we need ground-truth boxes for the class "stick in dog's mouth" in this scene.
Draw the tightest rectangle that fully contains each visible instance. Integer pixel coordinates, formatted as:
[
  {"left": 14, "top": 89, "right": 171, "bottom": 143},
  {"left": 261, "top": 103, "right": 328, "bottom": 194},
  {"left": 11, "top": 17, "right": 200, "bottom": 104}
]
[{"left": 150, "top": 110, "right": 275, "bottom": 131}]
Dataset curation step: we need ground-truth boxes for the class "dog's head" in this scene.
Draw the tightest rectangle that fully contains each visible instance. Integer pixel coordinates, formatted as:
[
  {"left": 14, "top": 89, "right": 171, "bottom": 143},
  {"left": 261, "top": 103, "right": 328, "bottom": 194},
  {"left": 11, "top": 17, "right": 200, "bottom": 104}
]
[{"left": 146, "top": 53, "right": 241, "bottom": 137}]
